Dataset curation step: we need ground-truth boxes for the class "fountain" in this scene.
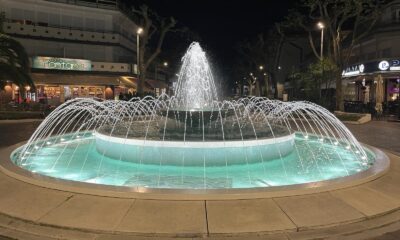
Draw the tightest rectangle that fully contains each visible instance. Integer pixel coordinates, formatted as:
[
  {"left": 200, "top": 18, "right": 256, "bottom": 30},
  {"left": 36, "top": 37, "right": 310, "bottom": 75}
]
[{"left": 4, "top": 42, "right": 388, "bottom": 193}]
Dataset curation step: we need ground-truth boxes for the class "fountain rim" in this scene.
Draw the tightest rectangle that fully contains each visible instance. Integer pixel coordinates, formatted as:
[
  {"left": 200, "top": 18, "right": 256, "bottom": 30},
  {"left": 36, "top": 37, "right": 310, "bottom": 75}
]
[
  {"left": 94, "top": 131, "right": 295, "bottom": 147},
  {"left": 0, "top": 142, "right": 390, "bottom": 200}
]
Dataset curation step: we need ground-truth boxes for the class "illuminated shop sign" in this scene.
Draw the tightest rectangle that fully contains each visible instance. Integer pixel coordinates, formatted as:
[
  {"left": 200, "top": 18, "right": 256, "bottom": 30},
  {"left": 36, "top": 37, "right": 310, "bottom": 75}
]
[
  {"left": 32, "top": 57, "right": 92, "bottom": 71},
  {"left": 342, "top": 59, "right": 400, "bottom": 77},
  {"left": 342, "top": 64, "right": 365, "bottom": 76}
]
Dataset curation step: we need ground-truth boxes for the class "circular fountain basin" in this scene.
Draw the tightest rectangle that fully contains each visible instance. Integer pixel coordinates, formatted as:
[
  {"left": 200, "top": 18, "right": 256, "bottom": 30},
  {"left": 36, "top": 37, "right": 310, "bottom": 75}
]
[
  {"left": 94, "top": 131, "right": 295, "bottom": 166},
  {"left": 5, "top": 132, "right": 387, "bottom": 196}
]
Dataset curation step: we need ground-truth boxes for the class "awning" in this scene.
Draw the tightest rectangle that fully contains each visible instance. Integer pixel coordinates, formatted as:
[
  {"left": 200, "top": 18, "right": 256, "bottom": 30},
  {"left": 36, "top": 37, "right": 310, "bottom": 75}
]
[
  {"left": 146, "top": 79, "right": 168, "bottom": 89},
  {"left": 31, "top": 73, "right": 137, "bottom": 88}
]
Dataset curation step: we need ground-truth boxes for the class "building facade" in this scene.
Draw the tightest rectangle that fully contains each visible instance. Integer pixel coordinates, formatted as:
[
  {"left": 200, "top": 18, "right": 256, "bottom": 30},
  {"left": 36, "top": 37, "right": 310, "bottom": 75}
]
[
  {"left": 0, "top": 0, "right": 167, "bottom": 105},
  {"left": 342, "top": 0, "right": 400, "bottom": 114}
]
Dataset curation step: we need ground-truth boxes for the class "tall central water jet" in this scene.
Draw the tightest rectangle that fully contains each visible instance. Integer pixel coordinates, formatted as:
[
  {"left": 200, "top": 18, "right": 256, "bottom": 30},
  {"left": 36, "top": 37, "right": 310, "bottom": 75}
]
[{"left": 174, "top": 42, "right": 218, "bottom": 110}]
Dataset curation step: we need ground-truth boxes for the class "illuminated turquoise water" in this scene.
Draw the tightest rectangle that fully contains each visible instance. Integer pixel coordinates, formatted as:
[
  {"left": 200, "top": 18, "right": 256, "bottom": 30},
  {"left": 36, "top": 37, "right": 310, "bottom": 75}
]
[{"left": 11, "top": 133, "right": 375, "bottom": 189}]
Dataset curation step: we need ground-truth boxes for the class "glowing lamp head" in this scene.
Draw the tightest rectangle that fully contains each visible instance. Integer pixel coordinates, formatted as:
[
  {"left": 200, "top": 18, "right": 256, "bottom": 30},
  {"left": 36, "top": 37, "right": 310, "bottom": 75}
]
[
  {"left": 137, "top": 27, "right": 143, "bottom": 35},
  {"left": 317, "top": 22, "right": 324, "bottom": 29}
]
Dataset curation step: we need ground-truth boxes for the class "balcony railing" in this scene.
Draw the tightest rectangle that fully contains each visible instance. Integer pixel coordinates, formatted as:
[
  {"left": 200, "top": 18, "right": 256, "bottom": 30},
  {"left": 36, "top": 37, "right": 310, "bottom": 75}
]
[{"left": 44, "top": 0, "right": 119, "bottom": 10}]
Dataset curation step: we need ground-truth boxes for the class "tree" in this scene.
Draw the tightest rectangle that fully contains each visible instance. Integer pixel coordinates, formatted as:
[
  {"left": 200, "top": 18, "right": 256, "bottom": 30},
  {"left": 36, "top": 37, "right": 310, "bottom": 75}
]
[
  {"left": 289, "top": 57, "right": 338, "bottom": 108},
  {"left": 0, "top": 12, "right": 34, "bottom": 92},
  {"left": 131, "top": 5, "right": 178, "bottom": 96},
  {"left": 235, "top": 24, "right": 285, "bottom": 98},
  {"left": 285, "top": 0, "right": 383, "bottom": 110}
]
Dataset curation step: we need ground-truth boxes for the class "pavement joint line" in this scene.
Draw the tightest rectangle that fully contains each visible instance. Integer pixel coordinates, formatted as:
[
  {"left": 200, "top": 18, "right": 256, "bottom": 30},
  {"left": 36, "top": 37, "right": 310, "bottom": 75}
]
[
  {"left": 326, "top": 191, "right": 368, "bottom": 219},
  {"left": 35, "top": 194, "right": 75, "bottom": 222},
  {"left": 271, "top": 198, "right": 299, "bottom": 232},
  {"left": 204, "top": 200, "right": 209, "bottom": 237},
  {"left": 111, "top": 198, "right": 136, "bottom": 231}
]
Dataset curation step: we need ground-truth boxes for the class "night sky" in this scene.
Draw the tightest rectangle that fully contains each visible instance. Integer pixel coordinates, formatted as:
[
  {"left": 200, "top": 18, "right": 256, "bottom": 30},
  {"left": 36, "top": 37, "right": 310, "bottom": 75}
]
[{"left": 125, "top": 0, "right": 297, "bottom": 90}]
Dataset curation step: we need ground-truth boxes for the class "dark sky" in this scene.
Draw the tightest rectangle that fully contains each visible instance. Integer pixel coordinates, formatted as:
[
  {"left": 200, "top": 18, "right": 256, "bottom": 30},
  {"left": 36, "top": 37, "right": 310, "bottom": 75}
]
[{"left": 125, "top": 0, "right": 296, "bottom": 89}]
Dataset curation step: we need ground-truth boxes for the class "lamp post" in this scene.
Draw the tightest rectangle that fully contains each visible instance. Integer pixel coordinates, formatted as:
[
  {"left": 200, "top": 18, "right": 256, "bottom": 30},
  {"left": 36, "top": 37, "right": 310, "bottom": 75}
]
[
  {"left": 317, "top": 22, "right": 325, "bottom": 101},
  {"left": 317, "top": 22, "right": 324, "bottom": 59},
  {"left": 136, "top": 27, "right": 143, "bottom": 80}
]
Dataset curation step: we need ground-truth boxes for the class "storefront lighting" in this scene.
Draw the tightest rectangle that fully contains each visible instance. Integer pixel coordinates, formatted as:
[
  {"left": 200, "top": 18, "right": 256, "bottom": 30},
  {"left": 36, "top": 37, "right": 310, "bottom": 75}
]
[
  {"left": 15, "top": 86, "right": 19, "bottom": 90},
  {"left": 25, "top": 86, "right": 31, "bottom": 91}
]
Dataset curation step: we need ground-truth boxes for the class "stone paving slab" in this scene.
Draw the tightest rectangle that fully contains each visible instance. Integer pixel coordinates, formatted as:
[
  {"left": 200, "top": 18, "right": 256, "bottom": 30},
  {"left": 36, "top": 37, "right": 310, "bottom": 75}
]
[
  {"left": 39, "top": 194, "right": 134, "bottom": 231},
  {"left": 116, "top": 199, "right": 207, "bottom": 236},
  {"left": 96, "top": 234, "right": 194, "bottom": 240},
  {"left": 3, "top": 216, "right": 98, "bottom": 240},
  {"left": 331, "top": 186, "right": 400, "bottom": 217},
  {"left": 365, "top": 173, "right": 400, "bottom": 201},
  {"left": 274, "top": 192, "right": 366, "bottom": 229},
  {"left": 206, "top": 199, "right": 296, "bottom": 234},
  {"left": 0, "top": 178, "right": 72, "bottom": 221}
]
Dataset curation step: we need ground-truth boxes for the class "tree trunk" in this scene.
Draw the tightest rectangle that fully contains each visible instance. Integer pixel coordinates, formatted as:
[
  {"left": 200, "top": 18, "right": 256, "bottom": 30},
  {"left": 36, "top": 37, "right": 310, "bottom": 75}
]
[
  {"left": 270, "top": 72, "right": 278, "bottom": 98},
  {"left": 264, "top": 76, "right": 269, "bottom": 98},
  {"left": 255, "top": 81, "right": 260, "bottom": 96},
  {"left": 138, "top": 65, "right": 146, "bottom": 96},
  {"left": 335, "top": 71, "right": 344, "bottom": 111}
]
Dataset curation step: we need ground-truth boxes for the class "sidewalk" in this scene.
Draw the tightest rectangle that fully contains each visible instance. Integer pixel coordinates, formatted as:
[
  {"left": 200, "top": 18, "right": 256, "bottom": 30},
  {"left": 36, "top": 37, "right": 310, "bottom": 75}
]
[{"left": 345, "top": 120, "right": 400, "bottom": 154}]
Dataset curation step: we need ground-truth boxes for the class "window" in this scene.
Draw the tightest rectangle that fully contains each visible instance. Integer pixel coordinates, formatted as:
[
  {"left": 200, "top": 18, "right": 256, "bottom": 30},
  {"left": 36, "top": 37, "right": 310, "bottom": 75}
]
[{"left": 37, "top": 12, "right": 48, "bottom": 26}]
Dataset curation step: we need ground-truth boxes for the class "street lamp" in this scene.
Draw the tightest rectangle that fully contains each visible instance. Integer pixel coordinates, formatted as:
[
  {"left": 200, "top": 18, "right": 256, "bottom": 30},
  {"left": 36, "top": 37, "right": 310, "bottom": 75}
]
[
  {"left": 259, "top": 65, "right": 264, "bottom": 70},
  {"left": 136, "top": 27, "right": 143, "bottom": 79},
  {"left": 163, "top": 61, "right": 168, "bottom": 67},
  {"left": 317, "top": 22, "right": 324, "bottom": 59}
]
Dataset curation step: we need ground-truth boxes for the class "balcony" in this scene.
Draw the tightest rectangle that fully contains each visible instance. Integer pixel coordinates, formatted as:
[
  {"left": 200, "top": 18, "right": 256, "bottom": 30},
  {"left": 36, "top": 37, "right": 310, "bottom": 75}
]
[
  {"left": 44, "top": 0, "right": 119, "bottom": 10},
  {"left": 4, "top": 20, "right": 136, "bottom": 51}
]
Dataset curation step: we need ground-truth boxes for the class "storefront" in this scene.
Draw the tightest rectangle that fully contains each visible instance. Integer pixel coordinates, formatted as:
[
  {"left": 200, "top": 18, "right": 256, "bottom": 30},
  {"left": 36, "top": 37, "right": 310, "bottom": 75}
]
[
  {"left": 342, "top": 58, "right": 400, "bottom": 114},
  {"left": 28, "top": 72, "right": 137, "bottom": 105},
  {"left": 3, "top": 56, "right": 170, "bottom": 105}
]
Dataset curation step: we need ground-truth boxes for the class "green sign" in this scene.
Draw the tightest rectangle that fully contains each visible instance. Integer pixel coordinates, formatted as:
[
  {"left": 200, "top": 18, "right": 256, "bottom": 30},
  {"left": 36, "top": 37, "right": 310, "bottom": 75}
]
[{"left": 32, "top": 56, "right": 91, "bottom": 71}]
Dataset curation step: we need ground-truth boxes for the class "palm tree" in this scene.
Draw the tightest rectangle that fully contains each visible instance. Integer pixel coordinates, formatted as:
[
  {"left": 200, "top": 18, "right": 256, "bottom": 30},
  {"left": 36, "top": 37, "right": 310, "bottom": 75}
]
[{"left": 0, "top": 12, "right": 34, "bottom": 93}]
